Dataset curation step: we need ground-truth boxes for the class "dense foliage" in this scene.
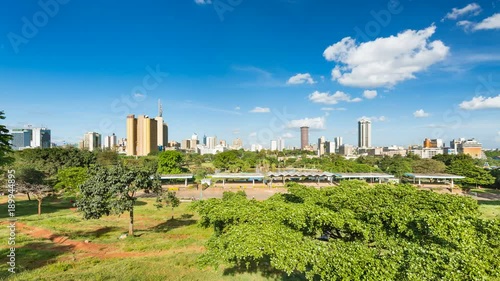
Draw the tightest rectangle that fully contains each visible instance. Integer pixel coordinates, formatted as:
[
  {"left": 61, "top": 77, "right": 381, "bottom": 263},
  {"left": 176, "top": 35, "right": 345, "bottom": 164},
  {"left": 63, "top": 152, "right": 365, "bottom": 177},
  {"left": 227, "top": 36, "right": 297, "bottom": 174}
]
[
  {"left": 77, "top": 165, "right": 161, "bottom": 235},
  {"left": 193, "top": 182, "right": 500, "bottom": 280},
  {"left": 157, "top": 150, "right": 186, "bottom": 174}
]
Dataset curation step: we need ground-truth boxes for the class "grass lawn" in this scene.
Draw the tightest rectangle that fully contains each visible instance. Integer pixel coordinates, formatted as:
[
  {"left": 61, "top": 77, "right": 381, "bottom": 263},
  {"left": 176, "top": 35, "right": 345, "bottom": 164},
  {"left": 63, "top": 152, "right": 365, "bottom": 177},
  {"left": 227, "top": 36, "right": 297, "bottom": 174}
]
[{"left": 0, "top": 195, "right": 291, "bottom": 281}]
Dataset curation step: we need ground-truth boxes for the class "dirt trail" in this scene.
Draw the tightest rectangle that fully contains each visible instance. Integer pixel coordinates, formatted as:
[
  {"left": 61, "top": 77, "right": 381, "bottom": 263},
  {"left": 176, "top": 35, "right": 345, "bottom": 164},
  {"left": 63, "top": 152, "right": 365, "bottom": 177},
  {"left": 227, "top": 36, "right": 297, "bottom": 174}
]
[{"left": 2, "top": 221, "right": 203, "bottom": 259}]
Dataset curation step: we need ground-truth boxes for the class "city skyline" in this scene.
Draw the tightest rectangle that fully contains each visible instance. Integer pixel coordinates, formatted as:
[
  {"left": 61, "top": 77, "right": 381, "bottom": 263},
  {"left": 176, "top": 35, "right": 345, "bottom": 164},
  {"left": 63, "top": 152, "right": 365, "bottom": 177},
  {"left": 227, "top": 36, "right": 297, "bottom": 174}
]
[{"left": 1, "top": 1, "right": 499, "bottom": 148}]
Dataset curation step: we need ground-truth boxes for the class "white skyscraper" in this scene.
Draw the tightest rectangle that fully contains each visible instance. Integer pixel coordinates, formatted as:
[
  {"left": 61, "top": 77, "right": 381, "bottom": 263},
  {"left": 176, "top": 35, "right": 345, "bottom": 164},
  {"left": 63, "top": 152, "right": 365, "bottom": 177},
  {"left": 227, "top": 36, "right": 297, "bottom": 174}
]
[
  {"left": 277, "top": 138, "right": 285, "bottom": 152},
  {"left": 270, "top": 140, "right": 278, "bottom": 151},
  {"left": 334, "top": 137, "right": 343, "bottom": 151},
  {"left": 358, "top": 119, "right": 372, "bottom": 148},
  {"left": 206, "top": 136, "right": 217, "bottom": 149},
  {"left": 103, "top": 133, "right": 118, "bottom": 149},
  {"left": 318, "top": 136, "right": 326, "bottom": 156},
  {"left": 83, "top": 132, "right": 101, "bottom": 151},
  {"left": 31, "top": 128, "right": 51, "bottom": 148}
]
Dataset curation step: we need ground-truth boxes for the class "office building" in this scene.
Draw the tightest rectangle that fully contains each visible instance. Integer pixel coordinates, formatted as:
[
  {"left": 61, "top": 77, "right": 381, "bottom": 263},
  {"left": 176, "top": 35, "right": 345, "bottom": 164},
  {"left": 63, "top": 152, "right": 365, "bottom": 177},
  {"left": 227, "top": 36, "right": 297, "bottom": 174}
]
[
  {"left": 126, "top": 114, "right": 158, "bottom": 156},
  {"left": 457, "top": 139, "right": 483, "bottom": 159},
  {"left": 155, "top": 100, "right": 169, "bottom": 151},
  {"left": 83, "top": 132, "right": 102, "bottom": 151},
  {"left": 339, "top": 144, "right": 355, "bottom": 156},
  {"left": 325, "top": 141, "right": 335, "bottom": 154},
  {"left": 103, "top": 133, "right": 118, "bottom": 150},
  {"left": 334, "top": 137, "right": 343, "bottom": 152},
  {"left": 318, "top": 136, "right": 326, "bottom": 156},
  {"left": 190, "top": 134, "right": 199, "bottom": 151},
  {"left": 270, "top": 140, "right": 278, "bottom": 151},
  {"left": 206, "top": 136, "right": 217, "bottom": 149},
  {"left": 423, "top": 138, "right": 444, "bottom": 148},
  {"left": 11, "top": 128, "right": 32, "bottom": 150},
  {"left": 358, "top": 119, "right": 371, "bottom": 148},
  {"left": 181, "top": 139, "right": 191, "bottom": 150},
  {"left": 277, "top": 138, "right": 285, "bottom": 152},
  {"left": 300, "top": 126, "right": 309, "bottom": 150},
  {"left": 251, "top": 144, "right": 263, "bottom": 152},
  {"left": 232, "top": 138, "right": 243, "bottom": 150},
  {"left": 31, "top": 127, "right": 51, "bottom": 149}
]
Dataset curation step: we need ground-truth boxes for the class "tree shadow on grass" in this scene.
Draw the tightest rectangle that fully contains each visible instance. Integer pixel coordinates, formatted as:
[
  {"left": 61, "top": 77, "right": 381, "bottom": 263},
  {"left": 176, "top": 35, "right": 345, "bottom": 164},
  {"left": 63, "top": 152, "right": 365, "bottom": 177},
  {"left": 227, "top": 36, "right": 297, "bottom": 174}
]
[
  {"left": 0, "top": 242, "right": 75, "bottom": 280},
  {"left": 222, "top": 258, "right": 307, "bottom": 281},
  {"left": 66, "top": 226, "right": 123, "bottom": 240},
  {"left": 0, "top": 197, "right": 73, "bottom": 219},
  {"left": 149, "top": 218, "right": 197, "bottom": 233},
  {"left": 478, "top": 200, "right": 500, "bottom": 206}
]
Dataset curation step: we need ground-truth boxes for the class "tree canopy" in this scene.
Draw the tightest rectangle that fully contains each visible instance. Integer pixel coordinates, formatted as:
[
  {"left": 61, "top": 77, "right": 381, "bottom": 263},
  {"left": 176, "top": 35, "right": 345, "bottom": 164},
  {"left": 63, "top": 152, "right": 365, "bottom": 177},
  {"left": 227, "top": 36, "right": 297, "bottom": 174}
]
[
  {"left": 77, "top": 165, "right": 161, "bottom": 235},
  {"left": 157, "top": 150, "right": 186, "bottom": 174},
  {"left": 193, "top": 182, "right": 500, "bottom": 280}
]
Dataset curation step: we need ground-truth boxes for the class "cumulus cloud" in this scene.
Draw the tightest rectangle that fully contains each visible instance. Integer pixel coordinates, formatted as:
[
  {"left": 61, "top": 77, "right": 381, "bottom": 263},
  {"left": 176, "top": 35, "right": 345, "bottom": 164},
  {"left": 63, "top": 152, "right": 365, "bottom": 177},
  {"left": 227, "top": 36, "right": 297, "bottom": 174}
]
[
  {"left": 323, "top": 25, "right": 449, "bottom": 88},
  {"left": 309, "top": 91, "right": 362, "bottom": 104},
  {"left": 287, "top": 117, "right": 326, "bottom": 130},
  {"left": 287, "top": 73, "right": 316, "bottom": 85},
  {"left": 250, "top": 107, "right": 271, "bottom": 113},
  {"left": 363, "top": 90, "right": 378, "bottom": 99},
  {"left": 194, "top": 0, "right": 211, "bottom": 4},
  {"left": 459, "top": 95, "right": 500, "bottom": 110},
  {"left": 413, "top": 109, "right": 430, "bottom": 118},
  {"left": 459, "top": 13, "right": 500, "bottom": 31},
  {"left": 358, "top": 116, "right": 387, "bottom": 122},
  {"left": 443, "top": 3, "right": 481, "bottom": 21}
]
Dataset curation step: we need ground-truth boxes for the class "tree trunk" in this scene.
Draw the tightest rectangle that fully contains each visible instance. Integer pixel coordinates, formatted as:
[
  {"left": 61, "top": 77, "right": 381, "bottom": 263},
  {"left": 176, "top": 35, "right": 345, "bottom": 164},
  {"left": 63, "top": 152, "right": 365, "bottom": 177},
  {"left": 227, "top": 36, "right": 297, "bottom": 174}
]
[
  {"left": 37, "top": 199, "right": 42, "bottom": 216},
  {"left": 171, "top": 207, "right": 174, "bottom": 220},
  {"left": 27, "top": 193, "right": 31, "bottom": 201},
  {"left": 129, "top": 209, "right": 134, "bottom": 236}
]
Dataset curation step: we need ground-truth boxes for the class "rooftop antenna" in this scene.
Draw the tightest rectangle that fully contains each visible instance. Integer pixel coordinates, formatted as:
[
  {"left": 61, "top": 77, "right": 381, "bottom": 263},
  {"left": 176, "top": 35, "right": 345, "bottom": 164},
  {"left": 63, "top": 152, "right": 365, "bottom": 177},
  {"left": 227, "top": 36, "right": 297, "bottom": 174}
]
[{"left": 158, "top": 99, "right": 163, "bottom": 117}]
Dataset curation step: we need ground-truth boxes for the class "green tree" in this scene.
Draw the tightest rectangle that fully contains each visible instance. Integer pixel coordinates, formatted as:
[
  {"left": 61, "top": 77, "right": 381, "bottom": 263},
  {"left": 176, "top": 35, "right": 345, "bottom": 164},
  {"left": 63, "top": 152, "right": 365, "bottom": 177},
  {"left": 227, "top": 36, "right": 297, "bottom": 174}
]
[
  {"left": 156, "top": 191, "right": 180, "bottom": 219},
  {"left": 77, "top": 165, "right": 161, "bottom": 236},
  {"left": 446, "top": 158, "right": 495, "bottom": 187},
  {"left": 411, "top": 159, "right": 446, "bottom": 174},
  {"left": 193, "top": 182, "right": 500, "bottom": 280},
  {"left": 0, "top": 111, "right": 13, "bottom": 167},
  {"left": 54, "top": 167, "right": 88, "bottom": 196},
  {"left": 16, "top": 167, "right": 54, "bottom": 215},
  {"left": 157, "top": 151, "right": 185, "bottom": 174},
  {"left": 213, "top": 150, "right": 240, "bottom": 171}
]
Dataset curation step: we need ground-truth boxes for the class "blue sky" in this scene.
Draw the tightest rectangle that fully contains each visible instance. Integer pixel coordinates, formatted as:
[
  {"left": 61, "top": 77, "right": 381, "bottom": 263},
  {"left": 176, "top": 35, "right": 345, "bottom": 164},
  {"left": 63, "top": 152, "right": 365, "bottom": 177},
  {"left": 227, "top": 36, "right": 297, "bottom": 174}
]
[{"left": 1, "top": 0, "right": 499, "bottom": 148}]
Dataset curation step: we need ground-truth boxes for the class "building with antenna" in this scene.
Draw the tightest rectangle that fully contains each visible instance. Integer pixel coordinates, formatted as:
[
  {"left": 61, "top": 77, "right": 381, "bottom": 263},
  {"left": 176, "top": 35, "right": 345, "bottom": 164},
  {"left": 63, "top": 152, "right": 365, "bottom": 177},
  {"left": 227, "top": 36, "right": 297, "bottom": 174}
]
[{"left": 155, "top": 99, "right": 169, "bottom": 151}]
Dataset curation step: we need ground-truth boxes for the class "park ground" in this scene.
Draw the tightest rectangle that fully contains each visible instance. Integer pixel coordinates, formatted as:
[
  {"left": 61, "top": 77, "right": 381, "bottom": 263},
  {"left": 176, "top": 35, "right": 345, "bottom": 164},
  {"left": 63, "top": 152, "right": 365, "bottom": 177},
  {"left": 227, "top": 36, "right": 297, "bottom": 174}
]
[{"left": 0, "top": 186, "right": 499, "bottom": 280}]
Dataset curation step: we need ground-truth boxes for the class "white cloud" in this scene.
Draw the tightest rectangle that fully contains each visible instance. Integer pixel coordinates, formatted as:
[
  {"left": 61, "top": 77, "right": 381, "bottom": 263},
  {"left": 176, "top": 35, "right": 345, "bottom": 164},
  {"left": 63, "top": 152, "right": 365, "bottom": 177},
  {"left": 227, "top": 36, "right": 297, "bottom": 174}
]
[
  {"left": 282, "top": 132, "right": 294, "bottom": 139},
  {"left": 443, "top": 3, "right": 481, "bottom": 20},
  {"left": 134, "top": 93, "right": 146, "bottom": 98},
  {"left": 363, "top": 90, "right": 377, "bottom": 99},
  {"left": 249, "top": 132, "right": 257, "bottom": 137},
  {"left": 287, "top": 73, "right": 316, "bottom": 85},
  {"left": 321, "top": 107, "right": 347, "bottom": 111},
  {"left": 308, "top": 91, "right": 362, "bottom": 104},
  {"left": 323, "top": 25, "right": 449, "bottom": 88},
  {"left": 235, "top": 106, "right": 241, "bottom": 110},
  {"left": 194, "top": 0, "right": 211, "bottom": 4},
  {"left": 459, "top": 95, "right": 500, "bottom": 110},
  {"left": 358, "top": 116, "right": 387, "bottom": 122},
  {"left": 458, "top": 13, "right": 500, "bottom": 31},
  {"left": 250, "top": 107, "right": 271, "bottom": 113},
  {"left": 287, "top": 117, "right": 326, "bottom": 130},
  {"left": 413, "top": 109, "right": 430, "bottom": 118}
]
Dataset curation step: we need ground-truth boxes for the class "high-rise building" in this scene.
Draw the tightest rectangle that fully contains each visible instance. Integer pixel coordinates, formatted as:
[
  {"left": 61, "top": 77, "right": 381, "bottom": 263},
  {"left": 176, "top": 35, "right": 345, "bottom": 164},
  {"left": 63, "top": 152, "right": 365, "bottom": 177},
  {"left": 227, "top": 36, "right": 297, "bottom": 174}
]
[
  {"left": 277, "top": 138, "right": 285, "bottom": 152},
  {"left": 251, "top": 144, "right": 263, "bottom": 152},
  {"left": 155, "top": 100, "right": 169, "bottom": 151},
  {"left": 232, "top": 138, "right": 243, "bottom": 150},
  {"left": 423, "top": 138, "right": 444, "bottom": 148},
  {"left": 358, "top": 119, "right": 371, "bottom": 148},
  {"left": 334, "top": 137, "right": 343, "bottom": 152},
  {"left": 203, "top": 134, "right": 207, "bottom": 146},
  {"left": 126, "top": 115, "right": 158, "bottom": 156},
  {"left": 325, "top": 141, "right": 335, "bottom": 154},
  {"left": 206, "top": 136, "right": 217, "bottom": 149},
  {"left": 220, "top": 140, "right": 227, "bottom": 147},
  {"left": 300, "top": 126, "right": 309, "bottom": 150},
  {"left": 181, "top": 139, "right": 191, "bottom": 150},
  {"left": 457, "top": 139, "right": 483, "bottom": 159},
  {"left": 103, "top": 133, "right": 118, "bottom": 150},
  {"left": 190, "top": 133, "right": 199, "bottom": 151},
  {"left": 11, "top": 129, "right": 32, "bottom": 150},
  {"left": 318, "top": 136, "right": 326, "bottom": 156},
  {"left": 270, "top": 140, "right": 278, "bottom": 151},
  {"left": 31, "top": 128, "right": 51, "bottom": 149},
  {"left": 82, "top": 132, "right": 101, "bottom": 151}
]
